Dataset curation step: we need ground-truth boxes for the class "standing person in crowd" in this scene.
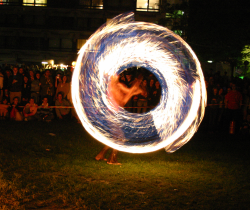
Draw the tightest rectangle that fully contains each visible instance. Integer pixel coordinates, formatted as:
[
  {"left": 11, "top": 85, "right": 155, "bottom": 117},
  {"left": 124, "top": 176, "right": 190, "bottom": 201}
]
[
  {"left": 222, "top": 71, "right": 229, "bottom": 88},
  {"left": 55, "top": 75, "right": 70, "bottom": 100},
  {"left": 35, "top": 72, "right": 41, "bottom": 80},
  {"left": 147, "top": 73, "right": 155, "bottom": 83},
  {"left": 241, "top": 88, "right": 250, "bottom": 123},
  {"left": 30, "top": 72, "right": 41, "bottom": 104},
  {"left": 40, "top": 70, "right": 54, "bottom": 104},
  {"left": 214, "top": 71, "right": 222, "bottom": 85},
  {"left": 55, "top": 92, "right": 71, "bottom": 120},
  {"left": 209, "top": 87, "right": 219, "bottom": 132},
  {"left": 223, "top": 87, "right": 231, "bottom": 127},
  {"left": 0, "top": 68, "right": 4, "bottom": 102},
  {"left": 21, "top": 75, "right": 31, "bottom": 106},
  {"left": 132, "top": 94, "right": 139, "bottom": 113},
  {"left": 3, "top": 69, "right": 12, "bottom": 91},
  {"left": 54, "top": 73, "right": 62, "bottom": 89},
  {"left": 29, "top": 70, "right": 35, "bottom": 82},
  {"left": 207, "top": 76, "right": 215, "bottom": 102},
  {"left": 137, "top": 79, "right": 149, "bottom": 113},
  {"left": 151, "top": 81, "right": 161, "bottom": 108},
  {"left": 225, "top": 83, "right": 242, "bottom": 134},
  {"left": 147, "top": 78, "right": 155, "bottom": 111},
  {"left": 8, "top": 96, "right": 23, "bottom": 121},
  {"left": 217, "top": 88, "right": 225, "bottom": 129},
  {"left": 23, "top": 97, "right": 38, "bottom": 121},
  {"left": 9, "top": 67, "right": 23, "bottom": 103},
  {"left": 18, "top": 67, "right": 25, "bottom": 78},
  {"left": 35, "top": 96, "right": 54, "bottom": 122}
]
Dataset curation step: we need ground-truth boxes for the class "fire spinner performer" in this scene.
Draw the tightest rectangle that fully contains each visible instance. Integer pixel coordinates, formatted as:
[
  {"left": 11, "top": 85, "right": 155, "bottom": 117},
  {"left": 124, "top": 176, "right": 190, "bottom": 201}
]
[
  {"left": 95, "top": 74, "right": 145, "bottom": 165},
  {"left": 71, "top": 12, "right": 206, "bottom": 157}
]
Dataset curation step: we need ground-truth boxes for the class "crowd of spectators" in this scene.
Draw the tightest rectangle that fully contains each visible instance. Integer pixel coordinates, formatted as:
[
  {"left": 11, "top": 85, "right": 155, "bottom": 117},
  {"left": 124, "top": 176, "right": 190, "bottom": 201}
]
[
  {"left": 1, "top": 64, "right": 250, "bottom": 135},
  {"left": 0, "top": 64, "right": 162, "bottom": 122},
  {"left": 0, "top": 63, "right": 75, "bottom": 122},
  {"left": 204, "top": 69, "right": 250, "bottom": 134}
]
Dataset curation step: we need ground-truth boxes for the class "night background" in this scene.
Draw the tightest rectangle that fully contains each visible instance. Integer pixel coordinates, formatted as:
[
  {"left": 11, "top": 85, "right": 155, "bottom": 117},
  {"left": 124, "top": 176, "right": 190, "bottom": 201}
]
[{"left": 0, "top": 0, "right": 250, "bottom": 209}]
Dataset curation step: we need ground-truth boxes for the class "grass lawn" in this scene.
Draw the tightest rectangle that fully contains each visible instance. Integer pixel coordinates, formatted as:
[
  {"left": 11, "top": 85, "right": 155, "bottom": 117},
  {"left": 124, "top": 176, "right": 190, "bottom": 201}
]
[{"left": 0, "top": 120, "right": 249, "bottom": 209}]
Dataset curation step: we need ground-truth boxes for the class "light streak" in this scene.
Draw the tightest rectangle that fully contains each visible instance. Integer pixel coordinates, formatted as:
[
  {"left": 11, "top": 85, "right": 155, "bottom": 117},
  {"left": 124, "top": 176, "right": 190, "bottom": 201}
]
[{"left": 71, "top": 12, "right": 206, "bottom": 153}]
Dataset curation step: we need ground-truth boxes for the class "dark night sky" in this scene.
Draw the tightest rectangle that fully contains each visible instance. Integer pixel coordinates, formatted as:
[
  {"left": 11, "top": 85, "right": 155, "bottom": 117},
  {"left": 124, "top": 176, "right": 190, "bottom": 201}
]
[{"left": 187, "top": 0, "right": 250, "bottom": 62}]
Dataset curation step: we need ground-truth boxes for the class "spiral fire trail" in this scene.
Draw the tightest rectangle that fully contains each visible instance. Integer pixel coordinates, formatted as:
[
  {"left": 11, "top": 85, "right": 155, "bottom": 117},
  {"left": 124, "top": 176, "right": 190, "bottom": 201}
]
[{"left": 72, "top": 12, "right": 206, "bottom": 153}]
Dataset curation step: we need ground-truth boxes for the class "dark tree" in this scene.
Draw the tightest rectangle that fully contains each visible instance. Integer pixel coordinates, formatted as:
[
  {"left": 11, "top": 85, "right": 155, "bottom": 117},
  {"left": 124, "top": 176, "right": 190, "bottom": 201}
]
[{"left": 187, "top": 0, "right": 250, "bottom": 76}]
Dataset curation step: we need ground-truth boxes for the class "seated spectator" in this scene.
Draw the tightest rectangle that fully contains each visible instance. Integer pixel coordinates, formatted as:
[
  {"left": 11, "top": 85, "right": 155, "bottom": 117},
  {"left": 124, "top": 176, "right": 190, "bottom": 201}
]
[
  {"left": 3, "top": 89, "right": 10, "bottom": 103},
  {"left": 23, "top": 97, "right": 38, "bottom": 121},
  {"left": 8, "top": 96, "right": 23, "bottom": 121},
  {"left": 35, "top": 96, "right": 54, "bottom": 122},
  {"left": 55, "top": 92, "right": 70, "bottom": 120},
  {"left": 0, "top": 97, "right": 10, "bottom": 120}
]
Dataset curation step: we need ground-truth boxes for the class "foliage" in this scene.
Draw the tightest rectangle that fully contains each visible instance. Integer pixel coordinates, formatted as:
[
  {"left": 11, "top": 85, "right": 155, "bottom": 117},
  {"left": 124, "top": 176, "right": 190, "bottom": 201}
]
[
  {"left": 234, "top": 45, "right": 250, "bottom": 77},
  {"left": 158, "top": 1, "right": 188, "bottom": 38},
  {"left": 241, "top": 45, "right": 250, "bottom": 64}
]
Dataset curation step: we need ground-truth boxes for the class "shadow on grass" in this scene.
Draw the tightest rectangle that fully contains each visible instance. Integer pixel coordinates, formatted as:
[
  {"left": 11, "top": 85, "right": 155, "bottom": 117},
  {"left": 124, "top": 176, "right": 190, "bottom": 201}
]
[{"left": 0, "top": 120, "right": 249, "bottom": 209}]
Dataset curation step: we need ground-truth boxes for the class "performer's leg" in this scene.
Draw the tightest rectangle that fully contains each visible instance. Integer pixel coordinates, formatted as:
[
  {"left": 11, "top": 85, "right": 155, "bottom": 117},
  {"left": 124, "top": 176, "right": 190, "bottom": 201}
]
[
  {"left": 95, "top": 145, "right": 109, "bottom": 161},
  {"left": 107, "top": 149, "right": 121, "bottom": 165}
]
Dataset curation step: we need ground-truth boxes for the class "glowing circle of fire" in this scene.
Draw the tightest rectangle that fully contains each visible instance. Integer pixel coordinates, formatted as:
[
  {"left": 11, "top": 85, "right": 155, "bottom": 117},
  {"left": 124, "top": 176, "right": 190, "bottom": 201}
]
[{"left": 72, "top": 12, "right": 206, "bottom": 154}]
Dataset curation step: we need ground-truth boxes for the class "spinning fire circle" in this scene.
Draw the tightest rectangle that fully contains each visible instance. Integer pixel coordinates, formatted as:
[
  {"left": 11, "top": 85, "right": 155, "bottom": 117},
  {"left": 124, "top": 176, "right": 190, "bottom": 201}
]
[{"left": 72, "top": 12, "right": 206, "bottom": 153}]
